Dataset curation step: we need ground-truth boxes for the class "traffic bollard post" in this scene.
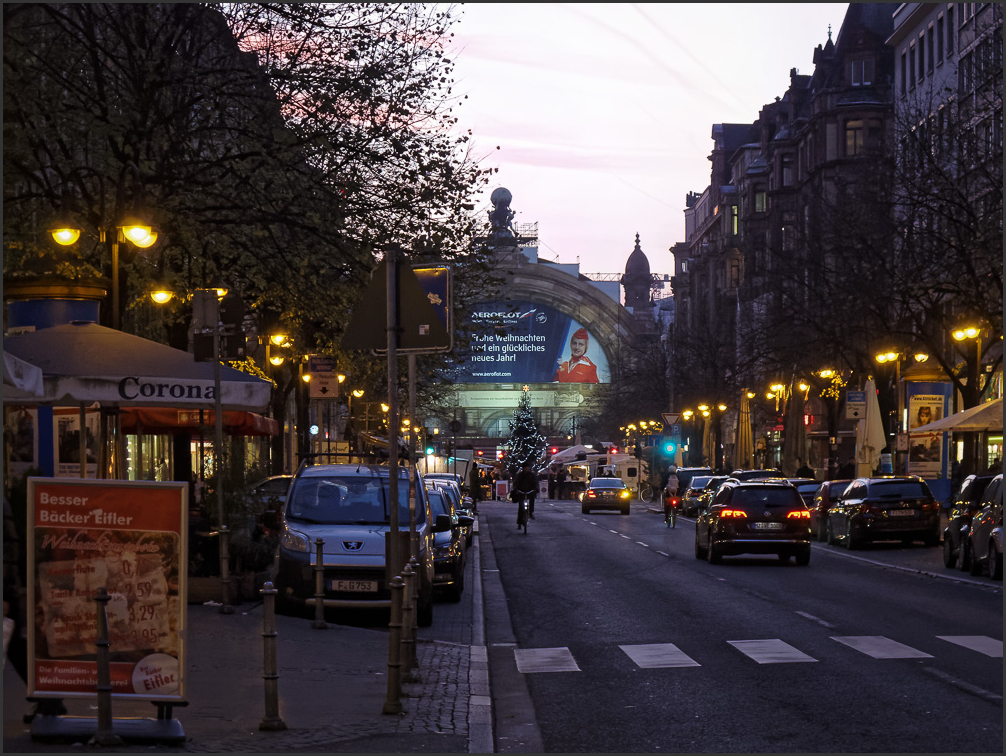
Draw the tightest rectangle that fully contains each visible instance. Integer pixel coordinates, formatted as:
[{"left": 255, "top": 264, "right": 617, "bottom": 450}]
[
  {"left": 382, "top": 575, "right": 404, "bottom": 715},
  {"left": 311, "top": 538, "right": 329, "bottom": 629},
  {"left": 259, "top": 582, "right": 287, "bottom": 731},
  {"left": 400, "top": 563, "right": 417, "bottom": 684},
  {"left": 90, "top": 587, "right": 124, "bottom": 747}
]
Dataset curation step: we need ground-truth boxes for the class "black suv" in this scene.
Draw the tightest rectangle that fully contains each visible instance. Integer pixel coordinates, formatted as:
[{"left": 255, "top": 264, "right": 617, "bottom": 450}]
[
  {"left": 694, "top": 478, "right": 811, "bottom": 565},
  {"left": 273, "top": 462, "right": 435, "bottom": 625},
  {"left": 826, "top": 476, "right": 940, "bottom": 549}
]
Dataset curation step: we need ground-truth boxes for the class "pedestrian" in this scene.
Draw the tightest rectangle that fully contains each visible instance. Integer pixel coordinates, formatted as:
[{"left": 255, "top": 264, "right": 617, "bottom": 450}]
[
  {"left": 664, "top": 466, "right": 680, "bottom": 498},
  {"left": 468, "top": 464, "right": 483, "bottom": 512},
  {"left": 156, "top": 457, "right": 170, "bottom": 481},
  {"left": 547, "top": 466, "right": 557, "bottom": 499},
  {"left": 796, "top": 459, "right": 815, "bottom": 478},
  {"left": 556, "top": 466, "right": 568, "bottom": 500}
]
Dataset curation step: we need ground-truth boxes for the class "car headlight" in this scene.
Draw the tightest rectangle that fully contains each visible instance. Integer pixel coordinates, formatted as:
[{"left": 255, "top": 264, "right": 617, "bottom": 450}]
[{"left": 281, "top": 528, "right": 311, "bottom": 553}]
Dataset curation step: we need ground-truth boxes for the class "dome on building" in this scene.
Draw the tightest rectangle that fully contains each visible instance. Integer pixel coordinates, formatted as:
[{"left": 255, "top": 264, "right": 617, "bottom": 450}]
[{"left": 624, "top": 233, "right": 650, "bottom": 278}]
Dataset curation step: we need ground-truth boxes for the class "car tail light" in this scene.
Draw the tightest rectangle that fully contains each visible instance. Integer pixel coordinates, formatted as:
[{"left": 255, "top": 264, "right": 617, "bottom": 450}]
[
  {"left": 587, "top": 491, "right": 597, "bottom": 499},
  {"left": 787, "top": 510, "right": 811, "bottom": 519},
  {"left": 720, "top": 509, "right": 747, "bottom": 519}
]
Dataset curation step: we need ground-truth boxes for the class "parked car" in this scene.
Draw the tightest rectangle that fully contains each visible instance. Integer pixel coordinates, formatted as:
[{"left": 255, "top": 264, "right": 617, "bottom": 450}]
[
  {"left": 942, "top": 474, "right": 994, "bottom": 569},
  {"left": 674, "top": 467, "right": 714, "bottom": 493},
  {"left": 695, "top": 475, "right": 729, "bottom": 514},
  {"left": 787, "top": 478, "right": 820, "bottom": 508},
  {"left": 245, "top": 474, "right": 293, "bottom": 514},
  {"left": 425, "top": 488, "right": 472, "bottom": 601},
  {"left": 428, "top": 479, "right": 474, "bottom": 546},
  {"left": 681, "top": 475, "right": 716, "bottom": 516},
  {"left": 273, "top": 463, "right": 435, "bottom": 625},
  {"left": 826, "top": 476, "right": 940, "bottom": 549},
  {"left": 694, "top": 478, "right": 811, "bottom": 565},
  {"left": 423, "top": 471, "right": 466, "bottom": 493},
  {"left": 964, "top": 474, "right": 1003, "bottom": 580},
  {"left": 809, "top": 479, "right": 852, "bottom": 542},
  {"left": 581, "top": 477, "right": 631, "bottom": 515}
]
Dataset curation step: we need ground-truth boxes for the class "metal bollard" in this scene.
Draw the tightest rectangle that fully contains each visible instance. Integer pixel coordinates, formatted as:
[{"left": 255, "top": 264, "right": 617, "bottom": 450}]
[
  {"left": 90, "top": 587, "right": 124, "bottom": 746},
  {"left": 259, "top": 582, "right": 287, "bottom": 731},
  {"left": 407, "top": 556, "right": 421, "bottom": 672},
  {"left": 311, "top": 538, "right": 329, "bottom": 629},
  {"left": 219, "top": 526, "right": 235, "bottom": 615},
  {"left": 382, "top": 576, "right": 404, "bottom": 715},
  {"left": 400, "top": 563, "right": 417, "bottom": 684}
]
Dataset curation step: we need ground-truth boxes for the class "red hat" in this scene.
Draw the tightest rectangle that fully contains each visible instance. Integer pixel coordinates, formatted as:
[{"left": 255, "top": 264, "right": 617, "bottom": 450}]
[{"left": 571, "top": 327, "right": 589, "bottom": 341}]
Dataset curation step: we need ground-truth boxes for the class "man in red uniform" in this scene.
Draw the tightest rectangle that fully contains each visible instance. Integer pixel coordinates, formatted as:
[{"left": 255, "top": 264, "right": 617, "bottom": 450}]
[{"left": 552, "top": 327, "right": 599, "bottom": 383}]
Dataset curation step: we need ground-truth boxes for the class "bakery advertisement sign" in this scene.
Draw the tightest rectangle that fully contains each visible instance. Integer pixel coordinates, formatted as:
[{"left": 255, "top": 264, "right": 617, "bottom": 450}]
[{"left": 27, "top": 478, "right": 187, "bottom": 701}]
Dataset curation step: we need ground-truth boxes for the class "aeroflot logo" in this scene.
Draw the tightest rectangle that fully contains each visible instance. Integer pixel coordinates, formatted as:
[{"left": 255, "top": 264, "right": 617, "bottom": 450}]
[{"left": 118, "top": 377, "right": 216, "bottom": 400}]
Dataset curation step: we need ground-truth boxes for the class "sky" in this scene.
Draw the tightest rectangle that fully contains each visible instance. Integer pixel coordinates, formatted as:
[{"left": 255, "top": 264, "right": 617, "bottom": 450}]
[{"left": 447, "top": 3, "right": 851, "bottom": 279}]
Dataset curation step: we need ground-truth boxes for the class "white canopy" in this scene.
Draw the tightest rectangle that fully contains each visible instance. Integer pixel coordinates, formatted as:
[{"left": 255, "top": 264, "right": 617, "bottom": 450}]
[
  {"left": 548, "top": 444, "right": 606, "bottom": 465},
  {"left": 3, "top": 322, "right": 272, "bottom": 412},
  {"left": 3, "top": 350, "right": 44, "bottom": 399},
  {"left": 911, "top": 397, "right": 1003, "bottom": 433}
]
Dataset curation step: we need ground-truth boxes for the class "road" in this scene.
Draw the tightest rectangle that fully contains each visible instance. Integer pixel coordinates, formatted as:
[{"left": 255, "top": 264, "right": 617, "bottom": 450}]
[{"left": 483, "top": 496, "right": 1003, "bottom": 753}]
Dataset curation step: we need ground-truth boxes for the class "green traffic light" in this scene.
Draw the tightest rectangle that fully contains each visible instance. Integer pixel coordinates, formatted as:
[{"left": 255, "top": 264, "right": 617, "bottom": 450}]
[{"left": 425, "top": 446, "right": 435, "bottom": 455}]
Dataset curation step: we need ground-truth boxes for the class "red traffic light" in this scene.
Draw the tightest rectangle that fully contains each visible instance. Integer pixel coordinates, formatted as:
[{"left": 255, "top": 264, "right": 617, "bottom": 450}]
[
  {"left": 549, "top": 446, "right": 559, "bottom": 454},
  {"left": 609, "top": 446, "right": 618, "bottom": 454},
  {"left": 476, "top": 450, "right": 484, "bottom": 457}
]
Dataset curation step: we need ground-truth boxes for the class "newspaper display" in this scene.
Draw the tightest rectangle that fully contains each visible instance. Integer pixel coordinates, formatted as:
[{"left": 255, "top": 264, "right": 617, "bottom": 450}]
[{"left": 27, "top": 478, "right": 186, "bottom": 701}]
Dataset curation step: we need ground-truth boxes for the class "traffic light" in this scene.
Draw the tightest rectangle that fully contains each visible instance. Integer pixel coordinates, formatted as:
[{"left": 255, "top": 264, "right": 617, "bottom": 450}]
[
  {"left": 549, "top": 446, "right": 559, "bottom": 455},
  {"left": 425, "top": 444, "right": 435, "bottom": 455},
  {"left": 476, "top": 450, "right": 484, "bottom": 457},
  {"left": 661, "top": 438, "right": 677, "bottom": 456},
  {"left": 609, "top": 446, "right": 619, "bottom": 454}
]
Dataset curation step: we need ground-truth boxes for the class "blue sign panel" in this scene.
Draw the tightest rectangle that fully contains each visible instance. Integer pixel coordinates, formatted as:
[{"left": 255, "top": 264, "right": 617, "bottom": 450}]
[{"left": 458, "top": 300, "right": 610, "bottom": 384}]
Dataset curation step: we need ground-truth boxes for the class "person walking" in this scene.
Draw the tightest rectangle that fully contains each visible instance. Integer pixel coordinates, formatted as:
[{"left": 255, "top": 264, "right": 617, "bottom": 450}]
[
  {"left": 547, "top": 467, "right": 557, "bottom": 500},
  {"left": 468, "top": 463, "right": 483, "bottom": 513}
]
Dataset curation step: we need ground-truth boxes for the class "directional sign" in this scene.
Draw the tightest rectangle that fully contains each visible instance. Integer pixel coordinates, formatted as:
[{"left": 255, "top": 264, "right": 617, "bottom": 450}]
[
  {"left": 661, "top": 412, "right": 680, "bottom": 426},
  {"left": 308, "top": 354, "right": 339, "bottom": 399},
  {"left": 846, "top": 390, "right": 866, "bottom": 420}
]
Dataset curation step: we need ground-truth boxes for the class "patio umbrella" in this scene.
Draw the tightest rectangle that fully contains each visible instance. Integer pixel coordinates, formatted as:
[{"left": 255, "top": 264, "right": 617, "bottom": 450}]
[
  {"left": 3, "top": 350, "right": 43, "bottom": 399},
  {"left": 856, "top": 377, "right": 886, "bottom": 477},
  {"left": 701, "top": 414, "right": 715, "bottom": 467},
  {"left": 911, "top": 397, "right": 1002, "bottom": 433},
  {"left": 735, "top": 392, "right": 754, "bottom": 470},
  {"left": 781, "top": 382, "right": 807, "bottom": 476}
]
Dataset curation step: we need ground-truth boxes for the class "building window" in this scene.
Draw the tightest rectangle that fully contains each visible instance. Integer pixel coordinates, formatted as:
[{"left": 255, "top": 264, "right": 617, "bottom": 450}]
[
  {"left": 845, "top": 119, "right": 865, "bottom": 156},
  {"left": 754, "top": 189, "right": 767, "bottom": 213},
  {"left": 937, "top": 15, "right": 945, "bottom": 62},
  {"left": 728, "top": 259, "right": 740, "bottom": 289},
  {"left": 901, "top": 51, "right": 908, "bottom": 96},
  {"left": 826, "top": 122, "right": 838, "bottom": 161},
  {"left": 909, "top": 43, "right": 916, "bottom": 86},
  {"left": 781, "top": 154, "right": 794, "bottom": 186},
  {"left": 947, "top": 6, "right": 954, "bottom": 53},
  {"left": 918, "top": 33, "right": 926, "bottom": 80},
  {"left": 927, "top": 26, "right": 935, "bottom": 72},
  {"left": 730, "top": 205, "right": 738, "bottom": 236},
  {"left": 851, "top": 58, "right": 874, "bottom": 86}
]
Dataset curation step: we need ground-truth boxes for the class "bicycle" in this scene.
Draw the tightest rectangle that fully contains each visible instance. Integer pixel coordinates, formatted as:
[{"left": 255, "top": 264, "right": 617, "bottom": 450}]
[
  {"left": 638, "top": 481, "right": 656, "bottom": 503},
  {"left": 663, "top": 494, "right": 680, "bottom": 528},
  {"left": 514, "top": 488, "right": 534, "bottom": 534}
]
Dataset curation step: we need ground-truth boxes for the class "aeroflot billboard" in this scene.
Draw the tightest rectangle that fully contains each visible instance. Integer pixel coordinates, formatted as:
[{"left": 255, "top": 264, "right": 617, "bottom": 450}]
[{"left": 459, "top": 300, "right": 610, "bottom": 384}]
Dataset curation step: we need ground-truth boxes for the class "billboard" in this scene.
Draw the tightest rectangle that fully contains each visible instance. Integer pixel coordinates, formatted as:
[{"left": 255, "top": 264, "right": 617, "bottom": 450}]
[{"left": 459, "top": 301, "right": 610, "bottom": 384}]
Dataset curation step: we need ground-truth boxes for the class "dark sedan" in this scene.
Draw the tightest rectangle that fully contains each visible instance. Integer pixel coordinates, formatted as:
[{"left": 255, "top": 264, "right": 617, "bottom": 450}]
[
  {"left": 943, "top": 474, "right": 994, "bottom": 570},
  {"left": 581, "top": 477, "right": 631, "bottom": 515},
  {"left": 694, "top": 479, "right": 811, "bottom": 565},
  {"left": 826, "top": 476, "right": 940, "bottom": 549},
  {"left": 809, "top": 479, "right": 852, "bottom": 542},
  {"left": 426, "top": 488, "right": 472, "bottom": 602}
]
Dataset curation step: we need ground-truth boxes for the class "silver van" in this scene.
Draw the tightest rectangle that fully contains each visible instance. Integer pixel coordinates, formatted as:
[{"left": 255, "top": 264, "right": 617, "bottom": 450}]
[{"left": 273, "top": 463, "right": 435, "bottom": 625}]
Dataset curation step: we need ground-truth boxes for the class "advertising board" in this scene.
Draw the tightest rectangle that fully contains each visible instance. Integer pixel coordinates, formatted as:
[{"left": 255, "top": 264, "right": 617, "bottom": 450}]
[
  {"left": 27, "top": 478, "right": 187, "bottom": 702},
  {"left": 460, "top": 300, "right": 610, "bottom": 384}
]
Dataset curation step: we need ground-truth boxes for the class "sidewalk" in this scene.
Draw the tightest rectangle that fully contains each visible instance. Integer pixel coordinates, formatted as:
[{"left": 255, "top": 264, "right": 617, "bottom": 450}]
[{"left": 3, "top": 518, "right": 492, "bottom": 753}]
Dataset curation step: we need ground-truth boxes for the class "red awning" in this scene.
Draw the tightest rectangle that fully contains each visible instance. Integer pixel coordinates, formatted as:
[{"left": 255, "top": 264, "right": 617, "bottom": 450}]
[{"left": 120, "top": 407, "right": 279, "bottom": 436}]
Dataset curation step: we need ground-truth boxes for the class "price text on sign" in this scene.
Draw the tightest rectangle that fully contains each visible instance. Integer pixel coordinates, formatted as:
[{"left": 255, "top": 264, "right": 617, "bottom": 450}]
[{"left": 27, "top": 478, "right": 187, "bottom": 701}]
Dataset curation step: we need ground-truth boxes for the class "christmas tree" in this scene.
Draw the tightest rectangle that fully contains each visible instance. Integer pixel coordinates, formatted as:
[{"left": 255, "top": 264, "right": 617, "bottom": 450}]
[{"left": 506, "top": 387, "right": 546, "bottom": 475}]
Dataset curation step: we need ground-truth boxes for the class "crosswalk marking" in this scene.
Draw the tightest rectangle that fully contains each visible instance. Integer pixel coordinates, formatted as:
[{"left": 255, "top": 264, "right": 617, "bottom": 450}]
[
  {"left": 727, "top": 639, "right": 817, "bottom": 664},
  {"left": 620, "top": 643, "right": 701, "bottom": 668},
  {"left": 831, "top": 636, "right": 933, "bottom": 659},
  {"left": 515, "top": 647, "right": 580, "bottom": 673},
  {"left": 936, "top": 636, "right": 1004, "bottom": 658}
]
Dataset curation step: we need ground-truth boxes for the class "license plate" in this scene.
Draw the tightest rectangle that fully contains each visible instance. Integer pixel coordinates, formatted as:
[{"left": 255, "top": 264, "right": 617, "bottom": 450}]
[
  {"left": 751, "top": 522, "right": 784, "bottom": 530},
  {"left": 330, "top": 580, "right": 378, "bottom": 592},
  {"left": 888, "top": 509, "right": 916, "bottom": 517}
]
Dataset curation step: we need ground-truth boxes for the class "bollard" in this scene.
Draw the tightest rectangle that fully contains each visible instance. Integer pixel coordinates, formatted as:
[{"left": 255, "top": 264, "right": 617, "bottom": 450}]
[
  {"left": 311, "top": 538, "right": 329, "bottom": 629},
  {"left": 259, "top": 582, "right": 287, "bottom": 731},
  {"left": 400, "top": 563, "right": 417, "bottom": 684},
  {"left": 382, "top": 576, "right": 404, "bottom": 715},
  {"left": 408, "top": 556, "right": 420, "bottom": 671},
  {"left": 90, "top": 587, "right": 124, "bottom": 746},
  {"left": 219, "top": 526, "right": 235, "bottom": 615}
]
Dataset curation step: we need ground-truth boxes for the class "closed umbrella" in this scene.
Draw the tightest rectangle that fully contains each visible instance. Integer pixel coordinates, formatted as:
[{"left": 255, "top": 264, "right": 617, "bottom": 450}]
[
  {"left": 781, "top": 382, "right": 807, "bottom": 476},
  {"left": 856, "top": 378, "right": 886, "bottom": 477},
  {"left": 735, "top": 392, "right": 754, "bottom": 470},
  {"left": 701, "top": 414, "right": 715, "bottom": 468}
]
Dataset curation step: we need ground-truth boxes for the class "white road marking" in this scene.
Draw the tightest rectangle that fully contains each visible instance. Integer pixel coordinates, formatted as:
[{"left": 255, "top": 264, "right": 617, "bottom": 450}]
[
  {"left": 637, "top": 541, "right": 649, "bottom": 547},
  {"left": 514, "top": 647, "right": 581, "bottom": 673},
  {"left": 620, "top": 643, "right": 700, "bottom": 668},
  {"left": 936, "top": 636, "right": 1003, "bottom": 658},
  {"left": 795, "top": 610, "right": 837, "bottom": 629},
  {"left": 831, "top": 636, "right": 933, "bottom": 659},
  {"left": 656, "top": 551, "right": 670, "bottom": 557},
  {"left": 728, "top": 639, "right": 817, "bottom": 664}
]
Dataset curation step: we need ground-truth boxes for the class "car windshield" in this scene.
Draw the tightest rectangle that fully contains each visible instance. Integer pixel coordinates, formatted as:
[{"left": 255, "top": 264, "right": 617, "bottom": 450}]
[
  {"left": 795, "top": 484, "right": 818, "bottom": 495},
  {"left": 591, "top": 479, "right": 626, "bottom": 489},
  {"left": 255, "top": 478, "right": 290, "bottom": 496},
  {"left": 287, "top": 476, "right": 419, "bottom": 525},
  {"left": 427, "top": 491, "right": 449, "bottom": 518},
  {"left": 730, "top": 487, "right": 803, "bottom": 508},
  {"left": 690, "top": 476, "right": 712, "bottom": 490},
  {"left": 869, "top": 481, "right": 930, "bottom": 499},
  {"left": 829, "top": 481, "right": 851, "bottom": 496}
]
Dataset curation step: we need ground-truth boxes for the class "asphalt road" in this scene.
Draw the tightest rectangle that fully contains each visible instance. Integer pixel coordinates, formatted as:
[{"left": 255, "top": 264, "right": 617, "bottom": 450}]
[{"left": 483, "top": 496, "right": 1003, "bottom": 753}]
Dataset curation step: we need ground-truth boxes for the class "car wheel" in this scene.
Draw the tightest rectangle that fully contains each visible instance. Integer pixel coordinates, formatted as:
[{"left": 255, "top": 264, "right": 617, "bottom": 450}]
[
  {"left": 581, "top": 505, "right": 589, "bottom": 514},
  {"left": 969, "top": 542, "right": 985, "bottom": 576},
  {"left": 795, "top": 549, "right": 811, "bottom": 566},
  {"left": 621, "top": 506, "right": 630, "bottom": 515},
  {"left": 847, "top": 525, "right": 861, "bottom": 550},
  {"left": 959, "top": 539, "right": 973, "bottom": 572},
  {"left": 826, "top": 520, "right": 837, "bottom": 545},
  {"left": 706, "top": 537, "right": 722, "bottom": 564},
  {"left": 988, "top": 543, "right": 1003, "bottom": 581},
  {"left": 448, "top": 567, "right": 464, "bottom": 602},
  {"left": 923, "top": 526, "right": 939, "bottom": 547},
  {"left": 778, "top": 553, "right": 791, "bottom": 563},
  {"left": 817, "top": 520, "right": 828, "bottom": 542},
  {"left": 694, "top": 533, "right": 707, "bottom": 560},
  {"left": 943, "top": 536, "right": 958, "bottom": 568}
]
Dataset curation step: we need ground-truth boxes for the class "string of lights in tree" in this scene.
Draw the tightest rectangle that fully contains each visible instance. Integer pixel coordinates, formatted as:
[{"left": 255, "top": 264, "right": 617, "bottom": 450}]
[{"left": 505, "top": 386, "right": 546, "bottom": 473}]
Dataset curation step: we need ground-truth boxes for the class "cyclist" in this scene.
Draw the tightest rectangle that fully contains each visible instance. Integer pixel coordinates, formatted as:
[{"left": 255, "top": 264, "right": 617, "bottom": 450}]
[
  {"left": 663, "top": 466, "right": 680, "bottom": 528},
  {"left": 513, "top": 462, "right": 537, "bottom": 529}
]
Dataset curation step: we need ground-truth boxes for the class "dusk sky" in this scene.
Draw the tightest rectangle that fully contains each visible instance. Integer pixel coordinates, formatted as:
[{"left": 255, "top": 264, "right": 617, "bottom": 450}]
[{"left": 448, "top": 3, "right": 850, "bottom": 280}]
